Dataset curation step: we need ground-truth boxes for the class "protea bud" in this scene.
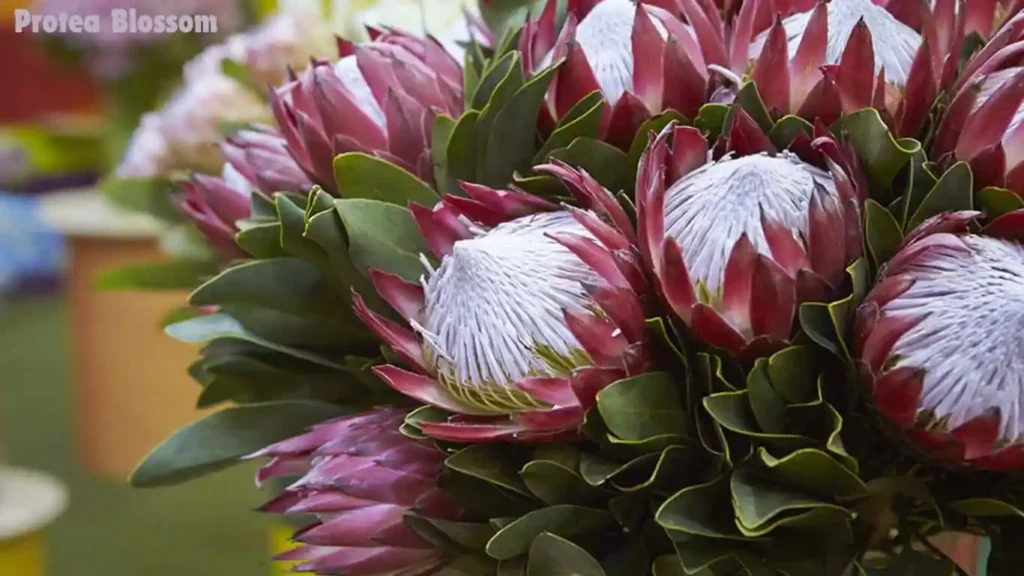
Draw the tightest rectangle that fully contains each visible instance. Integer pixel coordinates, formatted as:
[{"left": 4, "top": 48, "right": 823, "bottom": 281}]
[
  {"left": 853, "top": 209, "right": 1024, "bottom": 471},
  {"left": 271, "top": 31, "right": 462, "bottom": 193},
  {"left": 180, "top": 128, "right": 312, "bottom": 257},
  {"left": 740, "top": 0, "right": 972, "bottom": 135},
  {"left": 933, "top": 12, "right": 1024, "bottom": 194},
  {"left": 521, "top": 0, "right": 712, "bottom": 149},
  {"left": 352, "top": 163, "right": 650, "bottom": 442},
  {"left": 249, "top": 408, "right": 460, "bottom": 575},
  {"left": 636, "top": 118, "right": 863, "bottom": 357}
]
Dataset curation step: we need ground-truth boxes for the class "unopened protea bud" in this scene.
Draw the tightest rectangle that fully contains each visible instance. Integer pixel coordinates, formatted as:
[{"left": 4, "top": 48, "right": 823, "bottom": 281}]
[
  {"left": 249, "top": 408, "right": 460, "bottom": 575},
  {"left": 180, "top": 128, "right": 311, "bottom": 257},
  {"left": 353, "top": 163, "right": 649, "bottom": 442},
  {"left": 854, "top": 209, "right": 1024, "bottom": 471},
  {"left": 636, "top": 119, "right": 863, "bottom": 357},
  {"left": 271, "top": 31, "right": 462, "bottom": 193}
]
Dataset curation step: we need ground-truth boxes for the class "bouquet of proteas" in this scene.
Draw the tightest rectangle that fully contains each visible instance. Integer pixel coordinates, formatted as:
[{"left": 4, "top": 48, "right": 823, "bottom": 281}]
[{"left": 129, "top": 0, "right": 1024, "bottom": 574}]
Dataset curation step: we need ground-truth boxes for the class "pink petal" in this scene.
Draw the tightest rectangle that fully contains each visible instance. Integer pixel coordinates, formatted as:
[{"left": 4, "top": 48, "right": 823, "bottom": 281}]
[
  {"left": 512, "top": 406, "right": 585, "bottom": 432},
  {"left": 795, "top": 76, "right": 843, "bottom": 127},
  {"left": 415, "top": 420, "right": 523, "bottom": 442},
  {"left": 835, "top": 19, "right": 875, "bottom": 113},
  {"left": 556, "top": 41, "right": 604, "bottom": 120},
  {"left": 691, "top": 303, "right": 748, "bottom": 353},
  {"left": 632, "top": 3, "right": 666, "bottom": 112},
  {"left": 563, "top": 306, "right": 630, "bottom": 366},
  {"left": 571, "top": 366, "right": 623, "bottom": 410},
  {"left": 751, "top": 18, "right": 792, "bottom": 114},
  {"left": 956, "top": 69, "right": 1024, "bottom": 161},
  {"left": 662, "top": 36, "right": 708, "bottom": 120},
  {"left": 636, "top": 126, "right": 671, "bottom": 273},
  {"left": 352, "top": 292, "right": 429, "bottom": 372},
  {"left": 728, "top": 108, "right": 776, "bottom": 155},
  {"left": 790, "top": 1, "right": 828, "bottom": 109},
  {"left": 952, "top": 410, "right": 1002, "bottom": 461},
  {"left": 720, "top": 234, "right": 758, "bottom": 335},
  {"left": 514, "top": 377, "right": 578, "bottom": 407},
  {"left": 368, "top": 269, "right": 426, "bottom": 322},
  {"left": 872, "top": 367, "right": 924, "bottom": 427},
  {"left": 661, "top": 238, "right": 698, "bottom": 323},
  {"left": 762, "top": 216, "right": 810, "bottom": 277},
  {"left": 409, "top": 201, "right": 470, "bottom": 259},
  {"left": 677, "top": 0, "right": 728, "bottom": 68},
  {"left": 748, "top": 256, "right": 796, "bottom": 343},
  {"left": 861, "top": 313, "right": 924, "bottom": 374},
  {"left": 548, "top": 233, "right": 630, "bottom": 290},
  {"left": 606, "top": 91, "right": 652, "bottom": 151},
  {"left": 312, "top": 67, "right": 388, "bottom": 151},
  {"left": 983, "top": 209, "right": 1024, "bottom": 241},
  {"left": 371, "top": 365, "right": 490, "bottom": 416},
  {"left": 669, "top": 125, "right": 709, "bottom": 182}
]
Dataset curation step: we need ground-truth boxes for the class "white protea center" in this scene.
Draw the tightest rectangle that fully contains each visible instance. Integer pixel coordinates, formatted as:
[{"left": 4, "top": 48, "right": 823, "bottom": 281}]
[
  {"left": 539, "top": 0, "right": 668, "bottom": 106},
  {"left": 333, "top": 56, "right": 386, "bottom": 128},
  {"left": 880, "top": 235, "right": 1024, "bottom": 444},
  {"left": 749, "top": 0, "right": 922, "bottom": 86},
  {"left": 663, "top": 152, "right": 838, "bottom": 293},
  {"left": 416, "top": 211, "right": 601, "bottom": 411}
]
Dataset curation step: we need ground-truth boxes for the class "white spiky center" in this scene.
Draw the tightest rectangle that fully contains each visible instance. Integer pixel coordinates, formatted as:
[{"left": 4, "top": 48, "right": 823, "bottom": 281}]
[
  {"left": 749, "top": 0, "right": 922, "bottom": 86},
  {"left": 540, "top": 0, "right": 668, "bottom": 106},
  {"left": 417, "top": 211, "right": 601, "bottom": 407},
  {"left": 333, "top": 56, "right": 387, "bottom": 129},
  {"left": 881, "top": 235, "right": 1024, "bottom": 444},
  {"left": 662, "top": 152, "right": 837, "bottom": 294}
]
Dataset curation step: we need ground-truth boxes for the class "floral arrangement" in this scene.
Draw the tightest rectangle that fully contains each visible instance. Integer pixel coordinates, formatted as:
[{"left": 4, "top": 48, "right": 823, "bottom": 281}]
[{"left": 127, "top": 0, "right": 1024, "bottom": 574}]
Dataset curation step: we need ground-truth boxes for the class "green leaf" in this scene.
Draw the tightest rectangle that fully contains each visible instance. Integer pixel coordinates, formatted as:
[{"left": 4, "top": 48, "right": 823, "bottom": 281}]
[
  {"left": 695, "top": 104, "right": 730, "bottom": 140},
  {"left": 596, "top": 372, "right": 687, "bottom": 441},
  {"left": 165, "top": 313, "right": 349, "bottom": 370},
  {"left": 703, "top": 391, "right": 816, "bottom": 452},
  {"left": 656, "top": 474, "right": 743, "bottom": 539},
  {"left": 275, "top": 193, "right": 324, "bottom": 262},
  {"left": 527, "top": 533, "right": 607, "bottom": 576},
  {"left": 189, "top": 258, "right": 347, "bottom": 321},
  {"left": 907, "top": 161, "right": 973, "bottom": 231},
  {"left": 432, "top": 114, "right": 457, "bottom": 189},
  {"left": 447, "top": 445, "right": 533, "bottom": 497},
  {"left": 406, "top": 515, "right": 497, "bottom": 554},
  {"left": 472, "top": 51, "right": 523, "bottom": 111},
  {"left": 946, "top": 499, "right": 1024, "bottom": 517},
  {"left": 768, "top": 116, "right": 814, "bottom": 150},
  {"left": 94, "top": 259, "right": 218, "bottom": 291},
  {"left": 486, "top": 506, "right": 615, "bottom": 560},
  {"left": 160, "top": 306, "right": 202, "bottom": 328},
  {"left": 865, "top": 199, "right": 904, "bottom": 268},
  {"left": 549, "top": 138, "right": 630, "bottom": 193},
  {"left": 335, "top": 198, "right": 429, "bottom": 281},
  {"left": 757, "top": 448, "right": 868, "bottom": 501},
  {"left": 534, "top": 91, "right": 606, "bottom": 162},
  {"left": 977, "top": 186, "right": 1024, "bottom": 218},
  {"left": 651, "top": 555, "right": 688, "bottom": 576},
  {"left": 236, "top": 223, "right": 287, "bottom": 258},
  {"left": 766, "top": 346, "right": 815, "bottom": 404},
  {"left": 158, "top": 224, "right": 217, "bottom": 261},
  {"left": 730, "top": 466, "right": 852, "bottom": 535},
  {"left": 443, "top": 110, "right": 481, "bottom": 195},
  {"left": 332, "top": 152, "right": 440, "bottom": 206},
  {"left": 434, "top": 555, "right": 500, "bottom": 575},
  {"left": 734, "top": 83, "right": 774, "bottom": 133},
  {"left": 482, "top": 62, "right": 561, "bottom": 186},
  {"left": 129, "top": 401, "right": 345, "bottom": 487},
  {"left": 747, "top": 359, "right": 788, "bottom": 434},
  {"left": 833, "top": 109, "right": 919, "bottom": 189},
  {"left": 520, "top": 460, "right": 608, "bottom": 506}
]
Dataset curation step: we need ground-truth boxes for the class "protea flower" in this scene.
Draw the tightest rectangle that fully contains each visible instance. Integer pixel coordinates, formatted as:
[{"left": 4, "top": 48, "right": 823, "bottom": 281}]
[
  {"left": 520, "top": 0, "right": 714, "bottom": 149},
  {"left": 932, "top": 12, "right": 1024, "bottom": 194},
  {"left": 180, "top": 128, "right": 312, "bottom": 257},
  {"left": 737, "top": 0, "right": 973, "bottom": 134},
  {"left": 249, "top": 408, "right": 461, "bottom": 575},
  {"left": 352, "top": 163, "right": 650, "bottom": 442},
  {"left": 270, "top": 30, "right": 463, "bottom": 193},
  {"left": 853, "top": 209, "right": 1024, "bottom": 470},
  {"left": 635, "top": 117, "right": 863, "bottom": 357}
]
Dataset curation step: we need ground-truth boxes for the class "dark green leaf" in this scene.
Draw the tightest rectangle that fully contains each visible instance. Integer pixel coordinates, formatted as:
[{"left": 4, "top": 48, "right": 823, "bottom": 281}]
[
  {"left": 447, "top": 444, "right": 533, "bottom": 497},
  {"left": 534, "top": 91, "right": 606, "bottom": 162},
  {"left": 527, "top": 533, "right": 607, "bottom": 576},
  {"left": 757, "top": 448, "right": 868, "bottom": 501},
  {"left": 833, "top": 109, "right": 919, "bottom": 189},
  {"left": 486, "top": 506, "right": 615, "bottom": 560},
  {"left": 977, "top": 186, "right": 1024, "bottom": 218},
  {"left": 626, "top": 111, "right": 687, "bottom": 186},
  {"left": 432, "top": 114, "right": 457, "bottom": 190},
  {"left": 335, "top": 198, "right": 429, "bottom": 281},
  {"left": 549, "top": 137, "right": 630, "bottom": 193},
  {"left": 730, "top": 467, "right": 852, "bottom": 535},
  {"left": 129, "top": 401, "right": 345, "bottom": 487},
  {"left": 768, "top": 116, "right": 814, "bottom": 150},
  {"left": 865, "top": 199, "right": 904, "bottom": 269},
  {"left": 651, "top": 555, "right": 688, "bottom": 576},
  {"left": 735, "top": 83, "right": 774, "bottom": 133},
  {"left": 520, "top": 460, "right": 609, "bottom": 506},
  {"left": 747, "top": 359, "right": 788, "bottom": 434},
  {"left": 101, "top": 176, "right": 181, "bottom": 222},
  {"left": 597, "top": 372, "right": 687, "bottom": 441},
  {"left": 656, "top": 474, "right": 743, "bottom": 539},
  {"left": 94, "top": 259, "right": 218, "bottom": 291},
  {"left": 907, "top": 161, "right": 973, "bottom": 231},
  {"left": 443, "top": 110, "right": 481, "bottom": 195},
  {"left": 332, "top": 152, "right": 440, "bottom": 206},
  {"left": 236, "top": 223, "right": 287, "bottom": 258}
]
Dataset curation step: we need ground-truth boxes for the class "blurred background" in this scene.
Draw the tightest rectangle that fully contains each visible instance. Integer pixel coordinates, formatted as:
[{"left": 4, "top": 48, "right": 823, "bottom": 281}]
[{"left": 0, "top": 0, "right": 477, "bottom": 574}]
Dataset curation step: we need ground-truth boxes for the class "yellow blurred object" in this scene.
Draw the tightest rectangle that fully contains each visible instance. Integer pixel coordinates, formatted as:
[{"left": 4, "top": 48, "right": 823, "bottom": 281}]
[
  {"left": 0, "top": 123, "right": 105, "bottom": 185},
  {"left": 0, "top": 0, "right": 28, "bottom": 22},
  {"left": 0, "top": 533, "right": 43, "bottom": 576},
  {"left": 38, "top": 190, "right": 211, "bottom": 479},
  {"left": 0, "top": 468, "right": 68, "bottom": 576},
  {"left": 269, "top": 524, "right": 308, "bottom": 575}
]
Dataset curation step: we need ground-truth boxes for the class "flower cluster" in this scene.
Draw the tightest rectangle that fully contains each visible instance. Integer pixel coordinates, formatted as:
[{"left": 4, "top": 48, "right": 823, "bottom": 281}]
[{"left": 132, "top": 1, "right": 1024, "bottom": 575}]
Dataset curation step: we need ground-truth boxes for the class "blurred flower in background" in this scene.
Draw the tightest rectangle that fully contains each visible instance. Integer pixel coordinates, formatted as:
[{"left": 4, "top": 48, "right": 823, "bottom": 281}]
[
  {"left": 114, "top": 8, "right": 334, "bottom": 180},
  {"left": 333, "top": 0, "right": 488, "bottom": 58},
  {"left": 33, "top": 0, "right": 243, "bottom": 81}
]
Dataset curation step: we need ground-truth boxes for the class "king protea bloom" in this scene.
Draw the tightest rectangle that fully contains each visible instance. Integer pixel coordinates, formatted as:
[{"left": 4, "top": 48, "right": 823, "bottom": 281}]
[
  {"left": 739, "top": 0, "right": 974, "bottom": 135},
  {"left": 352, "top": 163, "right": 650, "bottom": 442},
  {"left": 636, "top": 116, "right": 863, "bottom": 357},
  {"left": 181, "top": 128, "right": 312, "bottom": 257},
  {"left": 521, "top": 0, "right": 714, "bottom": 148},
  {"left": 271, "top": 30, "right": 462, "bottom": 193},
  {"left": 933, "top": 12, "right": 1024, "bottom": 194},
  {"left": 853, "top": 209, "right": 1024, "bottom": 471},
  {"left": 249, "top": 408, "right": 461, "bottom": 575}
]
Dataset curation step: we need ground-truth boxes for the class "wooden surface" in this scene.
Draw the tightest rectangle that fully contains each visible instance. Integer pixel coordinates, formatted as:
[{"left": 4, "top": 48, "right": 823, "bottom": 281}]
[{"left": 67, "top": 237, "right": 205, "bottom": 478}]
